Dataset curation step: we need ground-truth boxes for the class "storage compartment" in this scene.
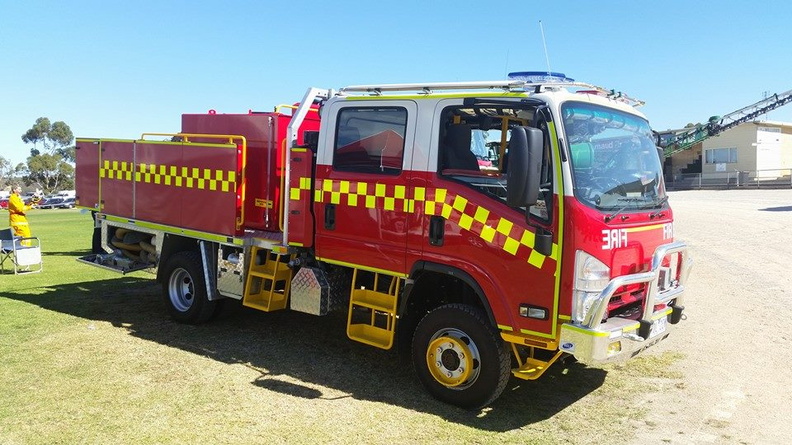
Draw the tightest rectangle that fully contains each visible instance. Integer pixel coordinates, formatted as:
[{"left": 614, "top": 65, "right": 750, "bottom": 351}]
[{"left": 181, "top": 108, "right": 320, "bottom": 232}]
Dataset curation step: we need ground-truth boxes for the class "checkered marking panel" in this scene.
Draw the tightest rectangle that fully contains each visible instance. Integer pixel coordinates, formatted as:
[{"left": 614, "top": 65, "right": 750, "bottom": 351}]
[
  {"left": 100, "top": 160, "right": 236, "bottom": 192},
  {"left": 293, "top": 178, "right": 557, "bottom": 269}
]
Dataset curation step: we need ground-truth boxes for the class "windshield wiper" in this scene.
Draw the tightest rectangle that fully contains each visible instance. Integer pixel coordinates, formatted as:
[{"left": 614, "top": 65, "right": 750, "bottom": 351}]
[
  {"left": 604, "top": 198, "right": 642, "bottom": 223},
  {"left": 649, "top": 196, "right": 670, "bottom": 219}
]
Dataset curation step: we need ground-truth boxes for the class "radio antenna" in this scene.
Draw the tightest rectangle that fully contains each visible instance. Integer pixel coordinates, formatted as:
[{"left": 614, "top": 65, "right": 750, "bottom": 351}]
[{"left": 539, "top": 20, "right": 551, "bottom": 74}]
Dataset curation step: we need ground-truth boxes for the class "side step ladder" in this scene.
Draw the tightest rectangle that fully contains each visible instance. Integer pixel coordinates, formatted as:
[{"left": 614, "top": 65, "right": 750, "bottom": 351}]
[
  {"left": 243, "top": 247, "right": 293, "bottom": 312},
  {"left": 510, "top": 345, "right": 564, "bottom": 381},
  {"left": 346, "top": 269, "right": 400, "bottom": 350}
]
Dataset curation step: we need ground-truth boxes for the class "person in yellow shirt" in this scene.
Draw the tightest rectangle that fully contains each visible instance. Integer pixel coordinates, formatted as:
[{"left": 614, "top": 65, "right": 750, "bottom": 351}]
[{"left": 8, "top": 184, "right": 35, "bottom": 241}]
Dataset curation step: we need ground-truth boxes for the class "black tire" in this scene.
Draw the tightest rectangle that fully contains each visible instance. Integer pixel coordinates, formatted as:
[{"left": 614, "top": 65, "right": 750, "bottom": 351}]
[
  {"left": 161, "top": 251, "right": 220, "bottom": 324},
  {"left": 411, "top": 304, "right": 511, "bottom": 409}
]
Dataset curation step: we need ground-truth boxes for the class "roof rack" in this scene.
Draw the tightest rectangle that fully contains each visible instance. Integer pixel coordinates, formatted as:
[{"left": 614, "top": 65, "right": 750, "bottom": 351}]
[
  {"left": 339, "top": 80, "right": 526, "bottom": 95},
  {"left": 339, "top": 80, "right": 644, "bottom": 107}
]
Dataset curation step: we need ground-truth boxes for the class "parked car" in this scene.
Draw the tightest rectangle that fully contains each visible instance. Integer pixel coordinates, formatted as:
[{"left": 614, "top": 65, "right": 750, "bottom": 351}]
[
  {"left": 38, "top": 196, "right": 65, "bottom": 209},
  {"left": 57, "top": 197, "right": 76, "bottom": 209}
]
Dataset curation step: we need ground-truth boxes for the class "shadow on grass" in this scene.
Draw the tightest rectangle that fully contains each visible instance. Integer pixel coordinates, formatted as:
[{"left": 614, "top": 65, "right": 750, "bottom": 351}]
[{"left": 4, "top": 277, "right": 606, "bottom": 431}]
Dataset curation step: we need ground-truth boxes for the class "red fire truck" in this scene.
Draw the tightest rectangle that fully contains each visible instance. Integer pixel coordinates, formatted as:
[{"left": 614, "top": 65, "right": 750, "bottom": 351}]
[{"left": 75, "top": 72, "right": 692, "bottom": 409}]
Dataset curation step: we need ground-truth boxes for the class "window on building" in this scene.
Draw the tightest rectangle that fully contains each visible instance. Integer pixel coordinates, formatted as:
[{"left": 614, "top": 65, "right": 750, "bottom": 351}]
[
  {"left": 705, "top": 147, "right": 737, "bottom": 164},
  {"left": 333, "top": 107, "right": 407, "bottom": 174}
]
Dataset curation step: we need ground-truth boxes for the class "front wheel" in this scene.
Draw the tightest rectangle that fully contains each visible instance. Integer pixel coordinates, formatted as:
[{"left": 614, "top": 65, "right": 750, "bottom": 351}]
[
  {"left": 411, "top": 304, "right": 510, "bottom": 409},
  {"left": 161, "top": 251, "right": 221, "bottom": 324}
]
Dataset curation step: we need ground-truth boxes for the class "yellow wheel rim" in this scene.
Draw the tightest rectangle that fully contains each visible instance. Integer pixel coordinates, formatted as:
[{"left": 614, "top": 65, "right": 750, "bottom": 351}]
[{"left": 425, "top": 330, "right": 477, "bottom": 388}]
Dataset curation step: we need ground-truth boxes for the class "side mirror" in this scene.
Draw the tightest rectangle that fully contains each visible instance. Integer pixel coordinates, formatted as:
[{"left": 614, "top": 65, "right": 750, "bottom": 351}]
[{"left": 507, "top": 126, "right": 543, "bottom": 207}]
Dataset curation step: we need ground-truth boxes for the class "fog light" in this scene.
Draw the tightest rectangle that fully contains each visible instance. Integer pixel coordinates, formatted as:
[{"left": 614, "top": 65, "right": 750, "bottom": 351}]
[{"left": 607, "top": 341, "right": 622, "bottom": 355}]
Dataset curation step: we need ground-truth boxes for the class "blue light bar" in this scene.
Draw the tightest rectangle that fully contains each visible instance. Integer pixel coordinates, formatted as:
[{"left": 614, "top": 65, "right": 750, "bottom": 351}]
[{"left": 508, "top": 71, "right": 575, "bottom": 83}]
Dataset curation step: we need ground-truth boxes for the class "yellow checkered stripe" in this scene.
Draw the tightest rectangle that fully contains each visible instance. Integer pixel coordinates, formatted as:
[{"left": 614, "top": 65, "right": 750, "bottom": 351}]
[
  {"left": 100, "top": 160, "right": 236, "bottom": 192},
  {"left": 298, "top": 178, "right": 557, "bottom": 270},
  {"left": 312, "top": 179, "right": 416, "bottom": 212},
  {"left": 290, "top": 176, "right": 313, "bottom": 201}
]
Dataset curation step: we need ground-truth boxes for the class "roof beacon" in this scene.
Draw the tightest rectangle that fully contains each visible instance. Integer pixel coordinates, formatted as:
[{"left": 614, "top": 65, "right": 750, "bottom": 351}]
[{"left": 508, "top": 71, "right": 574, "bottom": 83}]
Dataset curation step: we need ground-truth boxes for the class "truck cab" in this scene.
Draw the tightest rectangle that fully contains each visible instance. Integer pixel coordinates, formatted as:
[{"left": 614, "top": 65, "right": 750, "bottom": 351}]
[{"left": 296, "top": 77, "right": 690, "bottom": 405}]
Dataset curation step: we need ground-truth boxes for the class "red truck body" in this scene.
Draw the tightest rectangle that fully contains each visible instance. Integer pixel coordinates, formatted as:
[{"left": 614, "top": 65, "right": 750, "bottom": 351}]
[{"left": 76, "top": 109, "right": 319, "bottom": 236}]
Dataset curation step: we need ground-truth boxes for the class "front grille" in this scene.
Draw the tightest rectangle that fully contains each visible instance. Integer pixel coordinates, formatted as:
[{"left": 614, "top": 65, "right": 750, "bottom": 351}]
[
  {"left": 608, "top": 300, "right": 642, "bottom": 320},
  {"left": 607, "top": 284, "right": 646, "bottom": 321}
]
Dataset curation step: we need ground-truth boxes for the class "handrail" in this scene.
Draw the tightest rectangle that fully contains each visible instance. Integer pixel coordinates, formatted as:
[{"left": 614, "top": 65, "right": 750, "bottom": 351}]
[
  {"left": 141, "top": 132, "right": 245, "bottom": 146},
  {"left": 278, "top": 137, "right": 288, "bottom": 232},
  {"left": 140, "top": 132, "right": 248, "bottom": 231},
  {"left": 274, "top": 104, "right": 298, "bottom": 115}
]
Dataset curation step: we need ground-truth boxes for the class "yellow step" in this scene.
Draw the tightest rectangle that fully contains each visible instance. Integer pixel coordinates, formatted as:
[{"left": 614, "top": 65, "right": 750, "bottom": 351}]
[
  {"left": 346, "top": 270, "right": 400, "bottom": 350},
  {"left": 242, "top": 247, "right": 293, "bottom": 312},
  {"left": 248, "top": 268, "right": 292, "bottom": 280},
  {"left": 347, "top": 324, "right": 394, "bottom": 349},
  {"left": 511, "top": 351, "right": 563, "bottom": 381},
  {"left": 350, "top": 288, "right": 398, "bottom": 313},
  {"left": 243, "top": 288, "right": 288, "bottom": 312}
]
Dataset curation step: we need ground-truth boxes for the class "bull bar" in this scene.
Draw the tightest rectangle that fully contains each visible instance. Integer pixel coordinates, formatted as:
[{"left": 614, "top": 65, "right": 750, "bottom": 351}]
[{"left": 559, "top": 241, "right": 692, "bottom": 364}]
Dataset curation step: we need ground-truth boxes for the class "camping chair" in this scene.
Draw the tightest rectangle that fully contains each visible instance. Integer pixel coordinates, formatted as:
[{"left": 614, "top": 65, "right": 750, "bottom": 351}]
[{"left": 0, "top": 228, "right": 43, "bottom": 274}]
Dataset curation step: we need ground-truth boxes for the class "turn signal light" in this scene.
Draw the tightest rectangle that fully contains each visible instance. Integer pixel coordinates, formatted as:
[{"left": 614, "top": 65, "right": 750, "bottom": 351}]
[{"left": 519, "top": 304, "right": 548, "bottom": 320}]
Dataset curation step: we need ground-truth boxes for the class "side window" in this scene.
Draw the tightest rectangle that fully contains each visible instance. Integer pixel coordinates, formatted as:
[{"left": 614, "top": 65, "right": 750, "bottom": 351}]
[
  {"left": 437, "top": 105, "right": 534, "bottom": 203},
  {"left": 333, "top": 107, "right": 407, "bottom": 174},
  {"left": 439, "top": 115, "right": 501, "bottom": 174},
  {"left": 439, "top": 122, "right": 481, "bottom": 172}
]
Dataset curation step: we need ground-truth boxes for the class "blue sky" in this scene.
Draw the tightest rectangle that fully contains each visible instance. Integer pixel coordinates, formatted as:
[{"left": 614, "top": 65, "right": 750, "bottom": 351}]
[{"left": 2, "top": 0, "right": 791, "bottom": 166}]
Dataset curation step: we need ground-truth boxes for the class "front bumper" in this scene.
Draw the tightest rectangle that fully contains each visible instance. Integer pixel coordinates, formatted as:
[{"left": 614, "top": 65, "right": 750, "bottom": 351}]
[{"left": 559, "top": 241, "right": 692, "bottom": 364}]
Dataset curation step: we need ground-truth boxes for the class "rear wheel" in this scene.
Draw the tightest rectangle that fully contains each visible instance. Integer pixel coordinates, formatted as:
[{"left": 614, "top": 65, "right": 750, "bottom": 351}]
[
  {"left": 161, "top": 251, "right": 221, "bottom": 324},
  {"left": 411, "top": 304, "right": 510, "bottom": 409}
]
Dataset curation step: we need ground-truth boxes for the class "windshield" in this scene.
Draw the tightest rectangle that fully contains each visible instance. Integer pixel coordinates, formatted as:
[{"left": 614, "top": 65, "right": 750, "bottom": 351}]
[{"left": 562, "top": 102, "right": 666, "bottom": 211}]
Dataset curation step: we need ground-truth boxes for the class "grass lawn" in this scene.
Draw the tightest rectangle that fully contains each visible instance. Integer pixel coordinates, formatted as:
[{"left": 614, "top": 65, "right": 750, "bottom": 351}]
[{"left": 0, "top": 209, "right": 684, "bottom": 444}]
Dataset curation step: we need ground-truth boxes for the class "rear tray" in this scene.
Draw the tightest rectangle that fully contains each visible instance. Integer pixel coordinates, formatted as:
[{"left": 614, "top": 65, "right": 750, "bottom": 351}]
[{"left": 77, "top": 253, "right": 153, "bottom": 274}]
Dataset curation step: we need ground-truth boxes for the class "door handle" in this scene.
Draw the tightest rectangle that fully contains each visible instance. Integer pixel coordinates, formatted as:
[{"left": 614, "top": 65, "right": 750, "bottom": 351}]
[
  {"left": 324, "top": 204, "right": 336, "bottom": 230},
  {"left": 429, "top": 216, "right": 444, "bottom": 246}
]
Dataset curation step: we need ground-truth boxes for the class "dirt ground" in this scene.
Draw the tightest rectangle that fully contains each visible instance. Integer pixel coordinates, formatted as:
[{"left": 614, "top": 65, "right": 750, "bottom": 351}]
[{"left": 629, "top": 189, "right": 792, "bottom": 444}]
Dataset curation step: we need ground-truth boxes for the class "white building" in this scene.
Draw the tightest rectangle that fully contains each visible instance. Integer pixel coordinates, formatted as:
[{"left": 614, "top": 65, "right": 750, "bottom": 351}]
[{"left": 668, "top": 121, "right": 792, "bottom": 184}]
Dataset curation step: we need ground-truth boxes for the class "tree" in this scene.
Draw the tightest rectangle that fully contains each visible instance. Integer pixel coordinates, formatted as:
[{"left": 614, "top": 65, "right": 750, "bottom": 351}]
[
  {"left": 20, "top": 117, "right": 76, "bottom": 193},
  {"left": 24, "top": 153, "right": 74, "bottom": 193},
  {"left": 22, "top": 117, "right": 75, "bottom": 161},
  {"left": 0, "top": 156, "right": 25, "bottom": 189}
]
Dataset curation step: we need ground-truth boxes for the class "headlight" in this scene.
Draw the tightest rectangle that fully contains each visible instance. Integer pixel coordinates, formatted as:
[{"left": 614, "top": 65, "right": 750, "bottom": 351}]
[{"left": 573, "top": 251, "right": 610, "bottom": 323}]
